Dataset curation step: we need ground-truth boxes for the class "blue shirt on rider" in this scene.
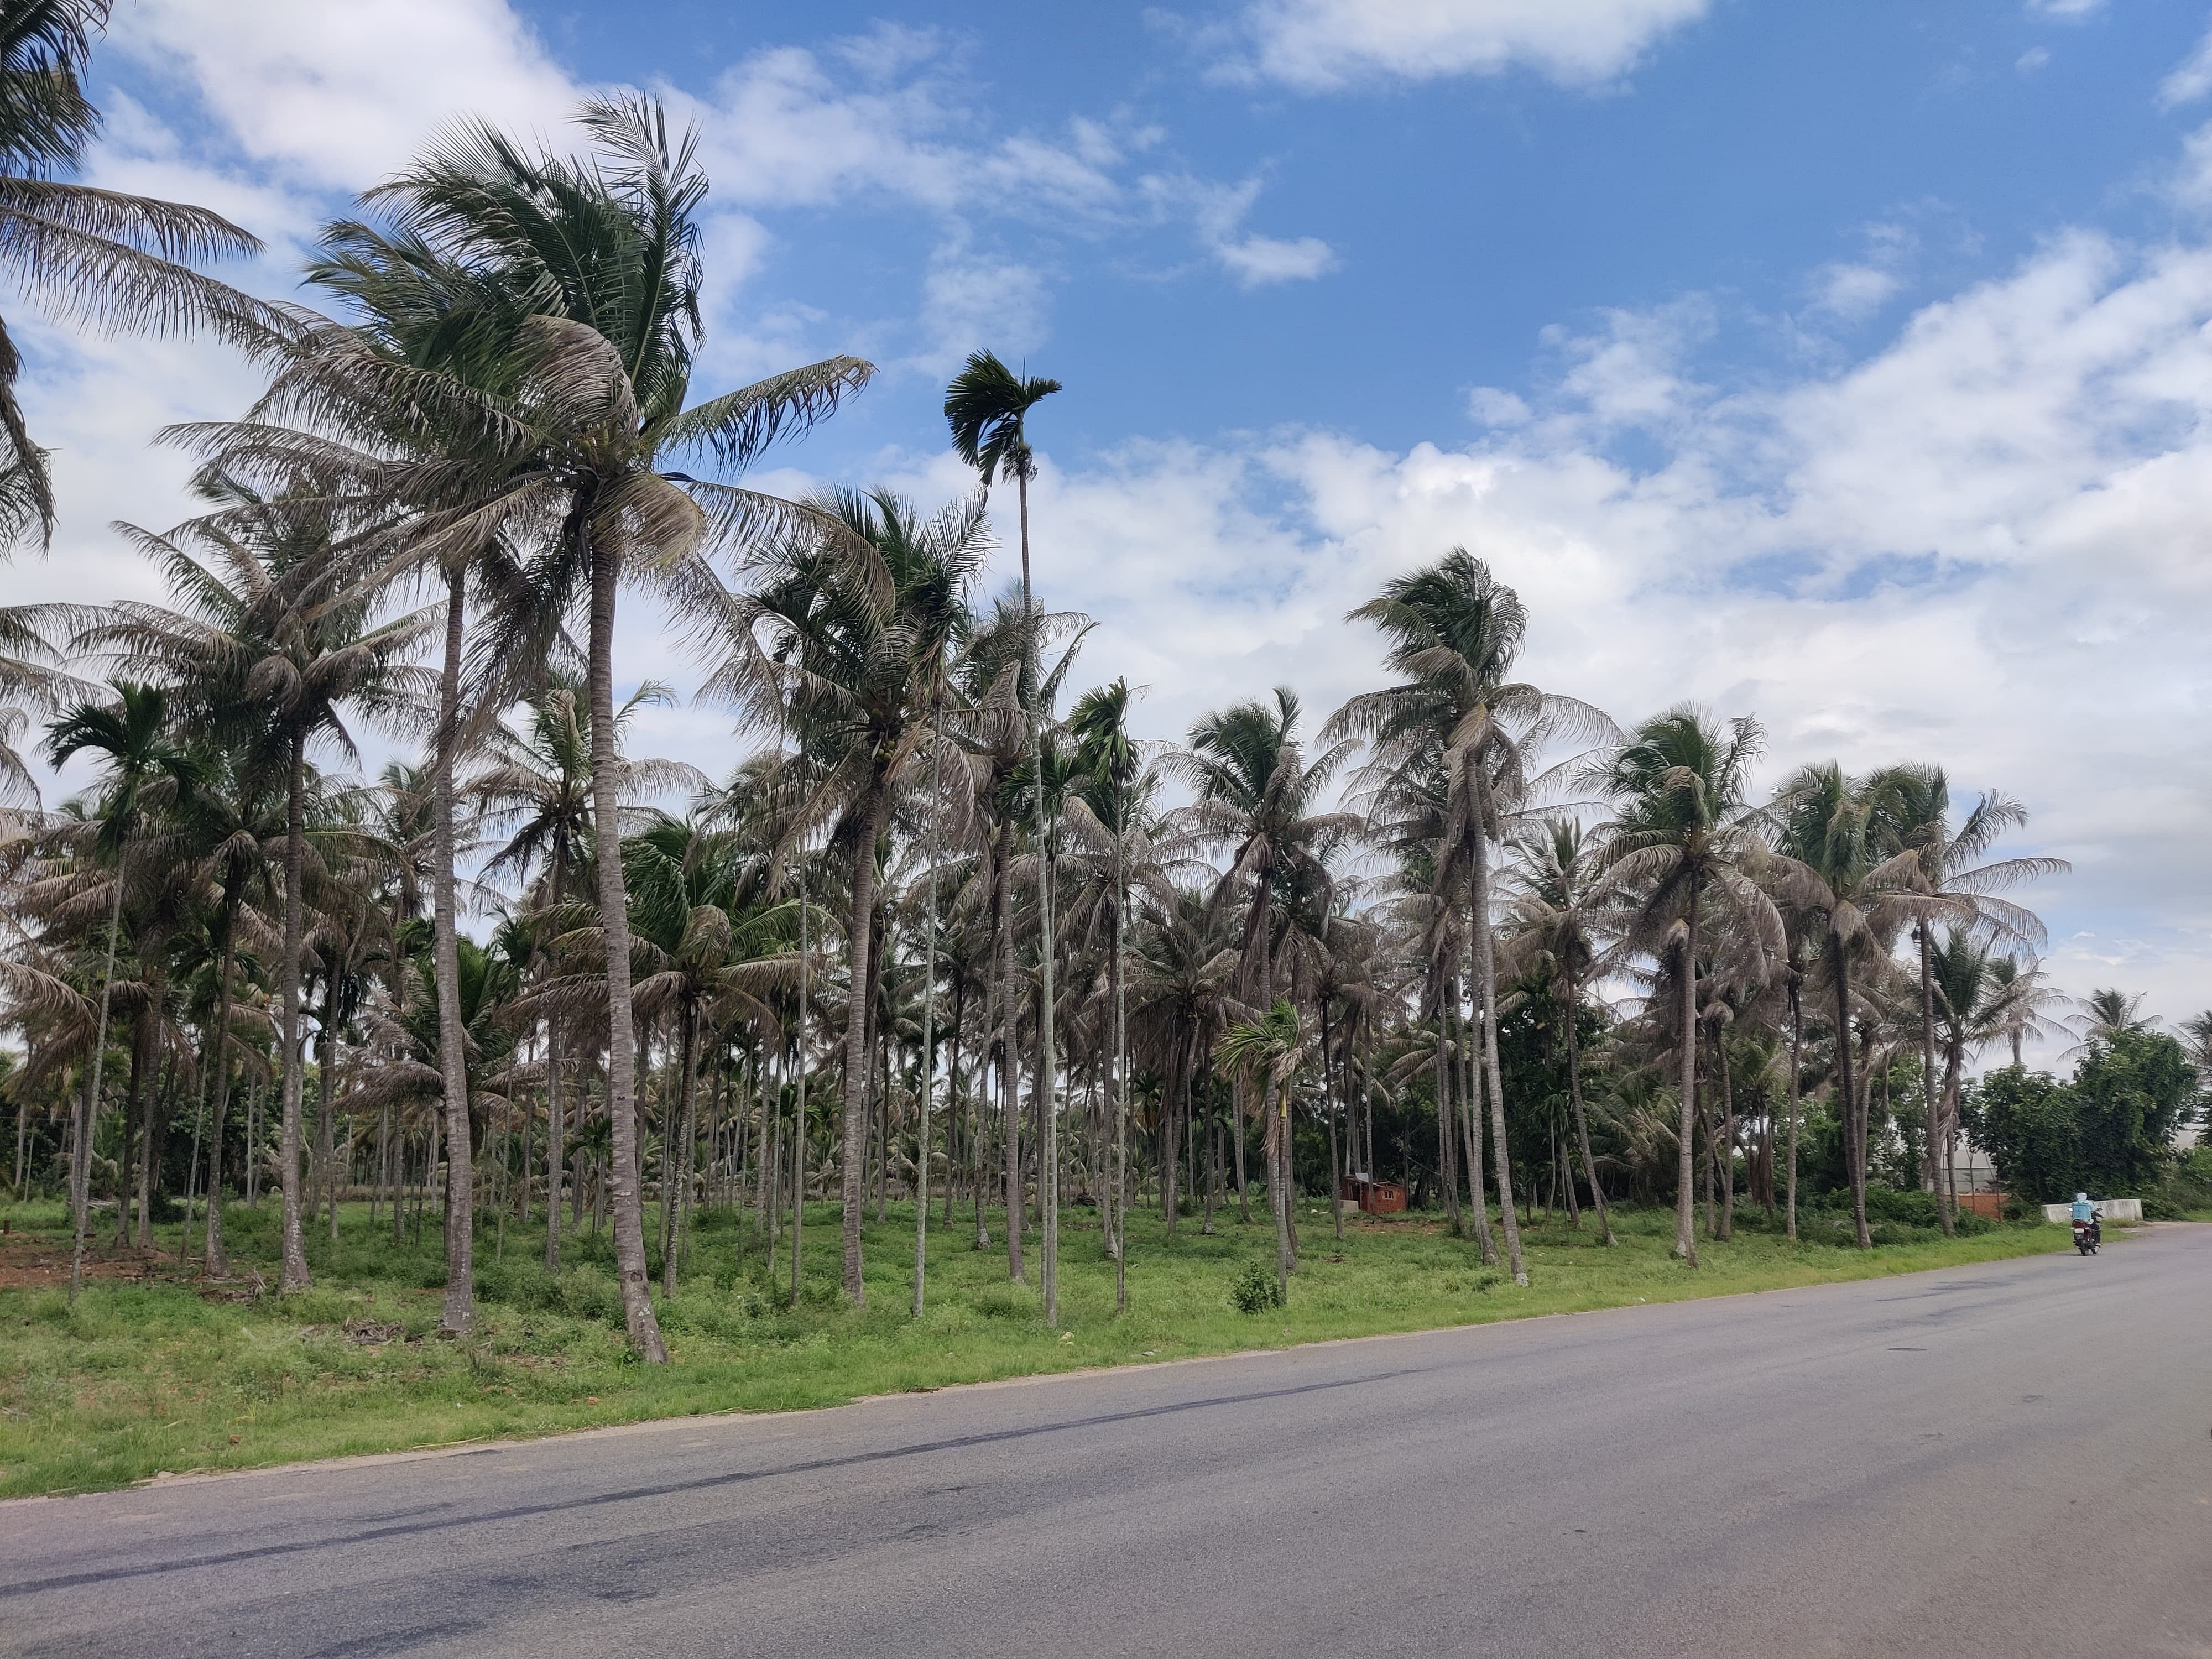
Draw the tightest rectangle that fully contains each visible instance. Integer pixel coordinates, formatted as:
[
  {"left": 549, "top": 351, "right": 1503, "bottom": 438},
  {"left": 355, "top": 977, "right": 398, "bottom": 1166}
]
[{"left": 2071, "top": 1195, "right": 2096, "bottom": 1223}]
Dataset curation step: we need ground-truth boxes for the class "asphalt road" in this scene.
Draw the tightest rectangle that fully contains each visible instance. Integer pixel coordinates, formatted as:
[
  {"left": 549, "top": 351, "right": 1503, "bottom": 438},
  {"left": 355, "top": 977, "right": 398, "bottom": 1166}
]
[{"left": 4, "top": 1227, "right": 2209, "bottom": 1659}]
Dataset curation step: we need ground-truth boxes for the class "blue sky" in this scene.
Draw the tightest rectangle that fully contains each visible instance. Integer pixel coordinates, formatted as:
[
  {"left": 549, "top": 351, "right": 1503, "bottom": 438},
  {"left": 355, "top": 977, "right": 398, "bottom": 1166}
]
[{"left": 18, "top": 0, "right": 2212, "bottom": 1050}]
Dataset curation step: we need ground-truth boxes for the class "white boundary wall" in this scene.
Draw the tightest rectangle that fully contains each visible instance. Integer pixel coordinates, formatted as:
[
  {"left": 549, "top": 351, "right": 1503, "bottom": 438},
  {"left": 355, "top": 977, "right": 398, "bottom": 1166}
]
[{"left": 2041, "top": 1198, "right": 2142, "bottom": 1224}]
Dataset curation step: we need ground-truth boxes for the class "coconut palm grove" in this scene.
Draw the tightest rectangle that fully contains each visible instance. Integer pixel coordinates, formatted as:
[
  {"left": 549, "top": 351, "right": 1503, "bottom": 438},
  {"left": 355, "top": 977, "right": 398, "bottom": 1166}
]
[{"left": 2, "top": 4, "right": 2209, "bottom": 1522}]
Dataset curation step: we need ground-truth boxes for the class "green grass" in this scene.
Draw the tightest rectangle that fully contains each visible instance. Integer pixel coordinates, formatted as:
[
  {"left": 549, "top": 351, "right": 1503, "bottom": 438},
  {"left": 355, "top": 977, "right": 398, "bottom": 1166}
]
[{"left": 0, "top": 1192, "right": 2075, "bottom": 1498}]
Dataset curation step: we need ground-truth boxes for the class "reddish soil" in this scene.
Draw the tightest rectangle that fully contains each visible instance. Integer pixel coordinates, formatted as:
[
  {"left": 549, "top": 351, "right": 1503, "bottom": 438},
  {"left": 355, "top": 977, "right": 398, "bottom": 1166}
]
[{"left": 0, "top": 1225, "right": 179, "bottom": 1291}]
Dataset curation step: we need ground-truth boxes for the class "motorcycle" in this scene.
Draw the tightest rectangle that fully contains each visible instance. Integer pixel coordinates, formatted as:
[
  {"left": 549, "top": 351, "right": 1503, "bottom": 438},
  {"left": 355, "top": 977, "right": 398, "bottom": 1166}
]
[{"left": 2072, "top": 1216, "right": 2101, "bottom": 1255}]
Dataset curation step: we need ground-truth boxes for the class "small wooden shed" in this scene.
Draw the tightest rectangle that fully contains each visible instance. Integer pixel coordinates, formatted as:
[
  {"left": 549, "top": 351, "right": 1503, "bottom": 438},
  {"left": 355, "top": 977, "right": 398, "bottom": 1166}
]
[{"left": 1338, "top": 1175, "right": 1407, "bottom": 1216}]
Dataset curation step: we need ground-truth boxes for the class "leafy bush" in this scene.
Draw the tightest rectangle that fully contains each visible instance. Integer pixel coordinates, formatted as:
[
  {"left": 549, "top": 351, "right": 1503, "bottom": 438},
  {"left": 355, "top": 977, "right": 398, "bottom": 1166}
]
[
  {"left": 2155, "top": 1145, "right": 2212, "bottom": 1215},
  {"left": 555, "top": 1267, "right": 623, "bottom": 1327},
  {"left": 970, "top": 1286, "right": 1032, "bottom": 1321},
  {"left": 1965, "top": 1037, "right": 2202, "bottom": 1203},
  {"left": 1230, "top": 1260, "right": 1282, "bottom": 1313}
]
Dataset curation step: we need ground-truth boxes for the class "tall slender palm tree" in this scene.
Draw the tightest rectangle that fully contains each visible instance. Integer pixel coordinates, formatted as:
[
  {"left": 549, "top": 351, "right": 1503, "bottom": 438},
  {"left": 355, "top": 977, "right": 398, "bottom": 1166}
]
[
  {"left": 1984, "top": 954, "right": 2063, "bottom": 1067},
  {"left": 1068, "top": 676, "right": 1159, "bottom": 1310},
  {"left": 173, "top": 742, "right": 280, "bottom": 1275},
  {"left": 1767, "top": 762, "right": 1926, "bottom": 1249},
  {"left": 1175, "top": 687, "right": 1353, "bottom": 1229},
  {"left": 623, "top": 812, "right": 789, "bottom": 1295},
  {"left": 2065, "top": 986, "right": 2158, "bottom": 1050},
  {"left": 1880, "top": 766, "right": 2065, "bottom": 1231},
  {"left": 946, "top": 348, "right": 1066, "bottom": 1322},
  {"left": 473, "top": 680, "right": 692, "bottom": 1272},
  {"left": 91, "top": 489, "right": 431, "bottom": 1292},
  {"left": 711, "top": 486, "right": 980, "bottom": 1304},
  {"left": 258, "top": 97, "right": 874, "bottom": 1357},
  {"left": 1499, "top": 820, "right": 1617, "bottom": 1245},
  {"left": 1590, "top": 707, "right": 1779, "bottom": 1264},
  {"left": 2178, "top": 1011, "right": 2212, "bottom": 1082},
  {"left": 1217, "top": 999, "right": 1306, "bottom": 1300},
  {"left": 0, "top": 0, "right": 273, "bottom": 551},
  {"left": 43, "top": 681, "right": 197, "bottom": 1301},
  {"left": 1336, "top": 552, "right": 1604, "bottom": 1283}
]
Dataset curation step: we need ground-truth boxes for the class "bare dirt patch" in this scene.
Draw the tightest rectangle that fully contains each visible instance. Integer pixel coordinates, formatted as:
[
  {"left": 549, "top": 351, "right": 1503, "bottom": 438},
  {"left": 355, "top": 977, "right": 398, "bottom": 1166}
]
[{"left": 0, "top": 1224, "right": 176, "bottom": 1291}]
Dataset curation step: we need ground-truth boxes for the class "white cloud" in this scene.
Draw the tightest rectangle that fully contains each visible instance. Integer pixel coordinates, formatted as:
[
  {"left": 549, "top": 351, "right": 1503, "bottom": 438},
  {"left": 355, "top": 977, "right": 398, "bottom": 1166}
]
[
  {"left": 2025, "top": 0, "right": 2106, "bottom": 17},
  {"left": 1232, "top": 0, "right": 1712, "bottom": 91},
  {"left": 110, "top": 0, "right": 578, "bottom": 191},
  {"left": 917, "top": 236, "right": 1052, "bottom": 371},
  {"left": 2159, "top": 24, "right": 2212, "bottom": 110},
  {"left": 1813, "top": 262, "right": 1905, "bottom": 318},
  {"left": 898, "top": 230, "right": 2212, "bottom": 1042},
  {"left": 2016, "top": 45, "right": 2053, "bottom": 75},
  {"left": 1146, "top": 174, "right": 1338, "bottom": 288},
  {"left": 1467, "top": 386, "right": 1531, "bottom": 426},
  {"left": 1214, "top": 233, "right": 1338, "bottom": 286}
]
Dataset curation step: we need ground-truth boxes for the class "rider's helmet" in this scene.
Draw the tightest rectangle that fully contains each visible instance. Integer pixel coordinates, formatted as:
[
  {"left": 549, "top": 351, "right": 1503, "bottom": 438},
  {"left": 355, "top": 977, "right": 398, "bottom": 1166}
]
[{"left": 2076, "top": 1192, "right": 2089, "bottom": 1203}]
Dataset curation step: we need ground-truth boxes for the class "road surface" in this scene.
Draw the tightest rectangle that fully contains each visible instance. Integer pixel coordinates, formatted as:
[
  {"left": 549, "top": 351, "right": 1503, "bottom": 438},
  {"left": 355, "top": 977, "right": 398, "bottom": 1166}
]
[{"left": 4, "top": 1226, "right": 2209, "bottom": 1658}]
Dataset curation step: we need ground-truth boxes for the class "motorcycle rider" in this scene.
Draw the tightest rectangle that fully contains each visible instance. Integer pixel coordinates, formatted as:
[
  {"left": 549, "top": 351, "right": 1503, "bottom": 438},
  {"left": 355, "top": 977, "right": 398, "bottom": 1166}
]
[{"left": 2071, "top": 1192, "right": 2098, "bottom": 1225}]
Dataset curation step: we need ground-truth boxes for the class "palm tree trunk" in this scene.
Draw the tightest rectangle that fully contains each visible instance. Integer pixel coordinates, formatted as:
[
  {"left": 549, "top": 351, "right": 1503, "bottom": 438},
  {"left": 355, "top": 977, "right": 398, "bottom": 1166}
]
[
  {"left": 791, "top": 855, "right": 809, "bottom": 1301},
  {"left": 1261, "top": 1077, "right": 1291, "bottom": 1298},
  {"left": 1717, "top": 1024, "right": 1736, "bottom": 1241},
  {"left": 664, "top": 1002, "right": 698, "bottom": 1298},
  {"left": 277, "top": 728, "right": 313, "bottom": 1294},
  {"left": 586, "top": 531, "right": 667, "bottom": 1361},
  {"left": 1785, "top": 976, "right": 1802, "bottom": 1240},
  {"left": 1467, "top": 775, "right": 1526, "bottom": 1285},
  {"left": 1109, "top": 840, "right": 1130, "bottom": 1305},
  {"left": 430, "top": 566, "right": 476, "bottom": 1332},
  {"left": 1564, "top": 963, "right": 1615, "bottom": 1246},
  {"left": 837, "top": 778, "right": 891, "bottom": 1305},
  {"left": 1833, "top": 935, "right": 1869, "bottom": 1249},
  {"left": 1433, "top": 1017, "right": 1460, "bottom": 1231},
  {"left": 993, "top": 816, "right": 1022, "bottom": 1280},
  {"left": 545, "top": 844, "right": 567, "bottom": 1272},
  {"left": 317, "top": 1021, "right": 340, "bottom": 1244},
  {"left": 1322, "top": 999, "right": 1342, "bottom": 1244},
  {"left": 68, "top": 860, "right": 128, "bottom": 1305},
  {"left": 1038, "top": 827, "right": 1062, "bottom": 1324},
  {"left": 1459, "top": 982, "right": 1498, "bottom": 1264},
  {"left": 1918, "top": 925, "right": 1952, "bottom": 1235},
  {"left": 133, "top": 1001, "right": 162, "bottom": 1248},
  {"left": 1672, "top": 884, "right": 1700, "bottom": 1266},
  {"left": 913, "top": 722, "right": 944, "bottom": 1316}
]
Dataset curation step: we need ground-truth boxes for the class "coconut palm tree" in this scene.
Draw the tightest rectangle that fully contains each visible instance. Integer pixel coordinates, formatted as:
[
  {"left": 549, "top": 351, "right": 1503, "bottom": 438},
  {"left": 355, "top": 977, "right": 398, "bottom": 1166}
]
[
  {"left": 2178, "top": 1011, "right": 2212, "bottom": 1082},
  {"left": 43, "top": 680, "right": 198, "bottom": 1300},
  {"left": 1499, "top": 820, "right": 1617, "bottom": 1245},
  {"left": 1880, "top": 766, "right": 2065, "bottom": 1230},
  {"left": 709, "top": 485, "right": 980, "bottom": 1305},
  {"left": 0, "top": 0, "right": 272, "bottom": 552},
  {"left": 1128, "top": 886, "right": 1237, "bottom": 1237},
  {"left": 269, "top": 97, "right": 875, "bottom": 1358},
  {"left": 945, "top": 348, "right": 1066, "bottom": 1321},
  {"left": 1175, "top": 687, "right": 1353, "bottom": 1229},
  {"left": 91, "top": 488, "right": 432, "bottom": 1293},
  {"left": 622, "top": 811, "right": 791, "bottom": 1294},
  {"left": 1334, "top": 551, "right": 1607, "bottom": 1284},
  {"left": 1590, "top": 707, "right": 1780, "bottom": 1264},
  {"left": 1067, "top": 677, "right": 1167, "bottom": 1308},
  {"left": 1217, "top": 998, "right": 1307, "bottom": 1300},
  {"left": 2065, "top": 987, "right": 2158, "bottom": 1052},
  {"left": 1767, "top": 762, "right": 1927, "bottom": 1249},
  {"left": 473, "top": 680, "right": 693, "bottom": 1271},
  {"left": 172, "top": 742, "right": 281, "bottom": 1276},
  {"left": 1986, "top": 954, "right": 2063, "bottom": 1067}
]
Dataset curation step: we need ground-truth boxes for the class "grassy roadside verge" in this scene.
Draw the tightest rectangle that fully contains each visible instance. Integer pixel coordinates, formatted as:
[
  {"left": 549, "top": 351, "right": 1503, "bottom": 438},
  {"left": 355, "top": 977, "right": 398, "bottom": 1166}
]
[{"left": 0, "top": 1196, "right": 2077, "bottom": 1498}]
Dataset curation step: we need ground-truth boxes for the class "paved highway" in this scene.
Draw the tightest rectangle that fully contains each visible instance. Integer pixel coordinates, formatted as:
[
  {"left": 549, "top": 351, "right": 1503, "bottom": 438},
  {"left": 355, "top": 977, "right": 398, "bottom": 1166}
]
[{"left": 4, "top": 1226, "right": 2208, "bottom": 1658}]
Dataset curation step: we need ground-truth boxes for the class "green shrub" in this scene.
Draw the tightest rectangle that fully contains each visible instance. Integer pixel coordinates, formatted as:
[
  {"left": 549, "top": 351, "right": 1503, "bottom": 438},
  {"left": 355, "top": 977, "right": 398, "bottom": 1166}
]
[
  {"left": 556, "top": 1268, "right": 623, "bottom": 1327},
  {"left": 1230, "top": 1260, "right": 1282, "bottom": 1313},
  {"left": 971, "top": 1286, "right": 1032, "bottom": 1321}
]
